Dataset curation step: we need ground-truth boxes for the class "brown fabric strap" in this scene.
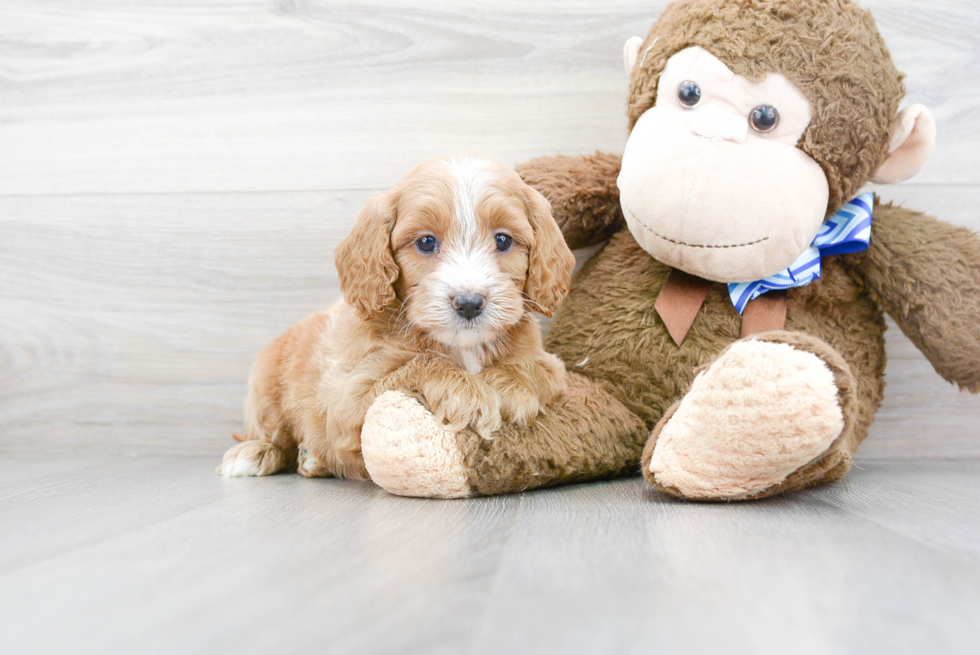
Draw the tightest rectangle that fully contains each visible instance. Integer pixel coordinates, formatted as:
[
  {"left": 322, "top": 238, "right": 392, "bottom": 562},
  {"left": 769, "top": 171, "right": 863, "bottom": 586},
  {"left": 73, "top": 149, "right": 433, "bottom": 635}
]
[
  {"left": 654, "top": 269, "right": 711, "bottom": 346},
  {"left": 740, "top": 291, "right": 788, "bottom": 338}
]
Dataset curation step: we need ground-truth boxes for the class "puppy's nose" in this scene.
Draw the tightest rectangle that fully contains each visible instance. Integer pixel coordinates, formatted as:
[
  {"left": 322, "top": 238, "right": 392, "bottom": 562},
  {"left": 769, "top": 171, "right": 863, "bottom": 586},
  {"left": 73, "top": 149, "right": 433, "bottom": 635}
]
[{"left": 452, "top": 292, "right": 486, "bottom": 320}]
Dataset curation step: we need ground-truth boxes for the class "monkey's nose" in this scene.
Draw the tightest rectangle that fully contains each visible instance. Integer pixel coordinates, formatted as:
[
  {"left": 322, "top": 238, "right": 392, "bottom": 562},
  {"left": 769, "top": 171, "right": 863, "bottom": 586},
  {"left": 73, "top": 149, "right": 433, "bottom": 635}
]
[
  {"left": 690, "top": 108, "right": 748, "bottom": 143},
  {"left": 452, "top": 292, "right": 486, "bottom": 320}
]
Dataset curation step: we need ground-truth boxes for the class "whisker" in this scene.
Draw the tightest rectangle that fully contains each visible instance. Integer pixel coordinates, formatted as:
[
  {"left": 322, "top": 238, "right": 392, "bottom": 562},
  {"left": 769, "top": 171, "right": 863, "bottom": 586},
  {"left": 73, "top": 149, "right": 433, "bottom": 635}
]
[
  {"left": 520, "top": 291, "right": 548, "bottom": 314},
  {"left": 389, "top": 290, "right": 420, "bottom": 331}
]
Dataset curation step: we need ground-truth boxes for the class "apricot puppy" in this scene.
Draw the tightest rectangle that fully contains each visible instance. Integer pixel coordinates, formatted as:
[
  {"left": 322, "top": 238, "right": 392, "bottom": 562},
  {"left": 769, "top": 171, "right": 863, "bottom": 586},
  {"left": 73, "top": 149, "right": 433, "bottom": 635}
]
[{"left": 218, "top": 155, "right": 576, "bottom": 480}]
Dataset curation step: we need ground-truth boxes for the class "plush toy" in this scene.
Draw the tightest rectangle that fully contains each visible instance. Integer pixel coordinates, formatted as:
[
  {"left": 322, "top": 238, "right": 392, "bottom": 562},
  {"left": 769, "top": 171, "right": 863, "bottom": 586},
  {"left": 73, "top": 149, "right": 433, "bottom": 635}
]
[{"left": 359, "top": 0, "right": 980, "bottom": 500}]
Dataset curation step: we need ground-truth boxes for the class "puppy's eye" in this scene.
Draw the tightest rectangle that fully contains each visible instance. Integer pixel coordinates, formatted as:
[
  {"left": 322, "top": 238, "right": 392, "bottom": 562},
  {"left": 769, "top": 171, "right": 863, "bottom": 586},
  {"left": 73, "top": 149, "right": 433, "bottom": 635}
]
[
  {"left": 415, "top": 235, "right": 438, "bottom": 254},
  {"left": 749, "top": 105, "right": 779, "bottom": 133},
  {"left": 495, "top": 233, "right": 513, "bottom": 253},
  {"left": 678, "top": 81, "right": 701, "bottom": 108}
]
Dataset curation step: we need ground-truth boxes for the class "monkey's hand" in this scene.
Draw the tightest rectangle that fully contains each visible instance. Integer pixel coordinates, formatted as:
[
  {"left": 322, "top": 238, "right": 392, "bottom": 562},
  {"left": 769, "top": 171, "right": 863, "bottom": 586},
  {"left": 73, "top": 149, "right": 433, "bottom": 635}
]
[
  {"left": 517, "top": 152, "right": 624, "bottom": 249},
  {"left": 843, "top": 199, "right": 980, "bottom": 392}
]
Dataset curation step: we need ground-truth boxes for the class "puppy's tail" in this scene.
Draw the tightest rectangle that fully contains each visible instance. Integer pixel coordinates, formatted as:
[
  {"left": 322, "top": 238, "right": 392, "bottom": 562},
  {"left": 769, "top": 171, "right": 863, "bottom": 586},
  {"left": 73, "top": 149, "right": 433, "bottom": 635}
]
[{"left": 231, "top": 432, "right": 247, "bottom": 443}]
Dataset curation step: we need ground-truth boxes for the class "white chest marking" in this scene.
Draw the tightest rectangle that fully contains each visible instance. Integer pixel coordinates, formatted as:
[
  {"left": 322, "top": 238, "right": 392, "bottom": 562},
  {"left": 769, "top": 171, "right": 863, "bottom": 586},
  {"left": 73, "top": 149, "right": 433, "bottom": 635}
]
[{"left": 459, "top": 349, "right": 484, "bottom": 375}]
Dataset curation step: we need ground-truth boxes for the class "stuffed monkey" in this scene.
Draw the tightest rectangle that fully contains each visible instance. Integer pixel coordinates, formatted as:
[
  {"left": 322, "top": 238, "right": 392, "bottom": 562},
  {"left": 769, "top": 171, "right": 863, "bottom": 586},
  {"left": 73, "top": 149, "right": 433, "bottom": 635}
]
[{"left": 359, "top": 0, "right": 980, "bottom": 500}]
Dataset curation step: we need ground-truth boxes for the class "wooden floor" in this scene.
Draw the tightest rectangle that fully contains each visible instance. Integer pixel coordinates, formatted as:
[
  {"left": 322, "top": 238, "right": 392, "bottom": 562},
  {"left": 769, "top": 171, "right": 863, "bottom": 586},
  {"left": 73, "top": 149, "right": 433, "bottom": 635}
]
[
  {"left": 1, "top": 456, "right": 979, "bottom": 654},
  {"left": 3, "top": 2, "right": 980, "bottom": 652}
]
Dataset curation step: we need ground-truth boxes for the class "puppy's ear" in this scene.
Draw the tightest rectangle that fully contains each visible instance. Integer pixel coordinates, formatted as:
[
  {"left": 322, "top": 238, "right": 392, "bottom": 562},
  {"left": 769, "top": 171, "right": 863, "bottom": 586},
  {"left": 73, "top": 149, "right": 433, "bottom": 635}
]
[
  {"left": 523, "top": 185, "right": 575, "bottom": 317},
  {"left": 335, "top": 195, "right": 399, "bottom": 320}
]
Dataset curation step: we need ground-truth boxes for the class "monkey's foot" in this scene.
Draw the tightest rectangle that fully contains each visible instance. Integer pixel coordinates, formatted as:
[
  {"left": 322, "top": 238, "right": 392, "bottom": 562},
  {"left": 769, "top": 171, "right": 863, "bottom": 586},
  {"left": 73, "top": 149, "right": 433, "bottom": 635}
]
[
  {"left": 641, "top": 334, "right": 856, "bottom": 500},
  {"left": 361, "top": 391, "right": 473, "bottom": 499}
]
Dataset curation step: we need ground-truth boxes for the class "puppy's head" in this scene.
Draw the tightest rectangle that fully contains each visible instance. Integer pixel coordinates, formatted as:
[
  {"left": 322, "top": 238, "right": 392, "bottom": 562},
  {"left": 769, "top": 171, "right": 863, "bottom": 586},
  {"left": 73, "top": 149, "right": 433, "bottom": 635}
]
[{"left": 335, "top": 155, "right": 575, "bottom": 349}]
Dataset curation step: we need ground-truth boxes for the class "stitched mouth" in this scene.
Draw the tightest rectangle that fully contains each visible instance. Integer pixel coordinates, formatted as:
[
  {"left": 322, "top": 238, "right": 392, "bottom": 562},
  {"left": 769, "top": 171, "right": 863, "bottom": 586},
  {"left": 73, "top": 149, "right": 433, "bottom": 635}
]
[
  {"left": 622, "top": 203, "right": 769, "bottom": 249},
  {"left": 652, "top": 232, "right": 769, "bottom": 249}
]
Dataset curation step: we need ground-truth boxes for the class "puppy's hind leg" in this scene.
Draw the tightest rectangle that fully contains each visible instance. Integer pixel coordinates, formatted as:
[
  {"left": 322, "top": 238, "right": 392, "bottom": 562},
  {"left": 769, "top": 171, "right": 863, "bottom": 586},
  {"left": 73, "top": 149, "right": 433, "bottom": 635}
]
[
  {"left": 217, "top": 440, "right": 290, "bottom": 477},
  {"left": 217, "top": 336, "right": 297, "bottom": 477}
]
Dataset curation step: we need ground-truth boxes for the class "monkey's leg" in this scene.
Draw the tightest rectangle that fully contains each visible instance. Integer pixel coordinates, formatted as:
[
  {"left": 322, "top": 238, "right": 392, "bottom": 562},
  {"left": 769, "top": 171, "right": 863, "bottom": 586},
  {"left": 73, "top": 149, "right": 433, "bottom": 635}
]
[
  {"left": 360, "top": 372, "right": 648, "bottom": 498},
  {"left": 640, "top": 331, "right": 861, "bottom": 501}
]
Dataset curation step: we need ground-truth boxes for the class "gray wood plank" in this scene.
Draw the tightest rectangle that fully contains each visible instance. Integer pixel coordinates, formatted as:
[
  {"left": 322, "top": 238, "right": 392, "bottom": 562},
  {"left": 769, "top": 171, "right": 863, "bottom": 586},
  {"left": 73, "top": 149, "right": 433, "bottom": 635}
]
[
  {"left": 0, "top": 456, "right": 978, "bottom": 655},
  {"left": 2, "top": 186, "right": 979, "bottom": 457},
  {"left": 0, "top": 0, "right": 977, "bottom": 195},
  {"left": 0, "top": 191, "right": 364, "bottom": 453},
  {"left": 470, "top": 463, "right": 980, "bottom": 655},
  {"left": 0, "top": 455, "right": 519, "bottom": 655}
]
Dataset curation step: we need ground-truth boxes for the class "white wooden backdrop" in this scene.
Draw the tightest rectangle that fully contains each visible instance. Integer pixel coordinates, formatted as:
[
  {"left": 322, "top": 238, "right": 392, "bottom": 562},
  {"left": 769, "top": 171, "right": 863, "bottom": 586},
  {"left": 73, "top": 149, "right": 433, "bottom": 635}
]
[{"left": 1, "top": 0, "right": 978, "bottom": 457}]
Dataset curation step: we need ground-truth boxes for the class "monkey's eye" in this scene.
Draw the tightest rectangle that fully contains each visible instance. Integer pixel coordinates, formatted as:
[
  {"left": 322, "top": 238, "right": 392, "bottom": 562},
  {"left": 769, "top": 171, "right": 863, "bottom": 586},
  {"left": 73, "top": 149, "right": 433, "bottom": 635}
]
[
  {"left": 416, "top": 235, "right": 438, "bottom": 253},
  {"left": 495, "top": 233, "right": 513, "bottom": 253},
  {"left": 749, "top": 105, "right": 779, "bottom": 133},
  {"left": 677, "top": 81, "right": 701, "bottom": 108}
]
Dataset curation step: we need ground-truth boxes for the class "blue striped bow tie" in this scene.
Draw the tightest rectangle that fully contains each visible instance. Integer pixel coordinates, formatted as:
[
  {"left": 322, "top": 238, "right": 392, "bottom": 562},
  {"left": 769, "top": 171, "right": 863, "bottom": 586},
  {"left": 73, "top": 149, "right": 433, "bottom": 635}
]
[{"left": 727, "top": 193, "right": 874, "bottom": 313}]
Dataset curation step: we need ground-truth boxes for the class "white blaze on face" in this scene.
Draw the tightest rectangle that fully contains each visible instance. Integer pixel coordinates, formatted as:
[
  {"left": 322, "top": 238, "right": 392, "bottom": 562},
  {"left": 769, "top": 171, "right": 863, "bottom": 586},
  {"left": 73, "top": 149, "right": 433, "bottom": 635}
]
[
  {"left": 423, "top": 157, "right": 518, "bottom": 355},
  {"left": 438, "top": 156, "right": 495, "bottom": 301},
  {"left": 443, "top": 156, "right": 490, "bottom": 245}
]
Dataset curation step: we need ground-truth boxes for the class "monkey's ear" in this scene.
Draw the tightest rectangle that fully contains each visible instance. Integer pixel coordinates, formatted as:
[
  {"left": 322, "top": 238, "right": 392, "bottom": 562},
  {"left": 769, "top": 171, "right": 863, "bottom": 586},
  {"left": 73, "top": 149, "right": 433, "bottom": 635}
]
[
  {"left": 623, "top": 36, "right": 644, "bottom": 75},
  {"left": 871, "top": 104, "right": 936, "bottom": 184}
]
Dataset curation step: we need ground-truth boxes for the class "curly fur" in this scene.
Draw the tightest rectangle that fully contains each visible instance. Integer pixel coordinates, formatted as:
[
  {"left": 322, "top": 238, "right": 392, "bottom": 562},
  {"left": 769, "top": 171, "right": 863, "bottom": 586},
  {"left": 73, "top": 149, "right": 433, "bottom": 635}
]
[
  {"left": 335, "top": 196, "right": 400, "bottom": 321},
  {"left": 218, "top": 155, "right": 574, "bottom": 480},
  {"left": 522, "top": 182, "right": 576, "bottom": 317}
]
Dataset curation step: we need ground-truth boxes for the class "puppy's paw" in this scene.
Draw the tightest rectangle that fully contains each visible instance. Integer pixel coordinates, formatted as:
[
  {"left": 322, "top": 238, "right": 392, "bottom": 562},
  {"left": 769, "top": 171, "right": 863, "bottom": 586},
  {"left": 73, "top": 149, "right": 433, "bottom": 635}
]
[
  {"left": 424, "top": 377, "right": 503, "bottom": 439},
  {"left": 498, "top": 388, "right": 542, "bottom": 428},
  {"left": 482, "top": 355, "right": 564, "bottom": 428},
  {"left": 216, "top": 440, "right": 287, "bottom": 477},
  {"left": 296, "top": 446, "right": 332, "bottom": 478},
  {"left": 438, "top": 392, "right": 503, "bottom": 439}
]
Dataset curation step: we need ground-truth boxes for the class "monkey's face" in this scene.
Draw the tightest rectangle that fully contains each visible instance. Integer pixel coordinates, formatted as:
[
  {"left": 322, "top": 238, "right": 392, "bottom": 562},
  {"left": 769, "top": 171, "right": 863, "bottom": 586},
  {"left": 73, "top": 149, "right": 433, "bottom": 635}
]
[{"left": 618, "top": 47, "right": 830, "bottom": 283}]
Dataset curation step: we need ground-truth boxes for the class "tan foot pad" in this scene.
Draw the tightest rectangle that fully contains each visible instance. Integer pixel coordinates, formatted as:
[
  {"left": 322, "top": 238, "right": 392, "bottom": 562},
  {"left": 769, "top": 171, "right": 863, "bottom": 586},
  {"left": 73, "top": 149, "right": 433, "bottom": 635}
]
[
  {"left": 650, "top": 339, "right": 845, "bottom": 499},
  {"left": 362, "top": 391, "right": 473, "bottom": 499}
]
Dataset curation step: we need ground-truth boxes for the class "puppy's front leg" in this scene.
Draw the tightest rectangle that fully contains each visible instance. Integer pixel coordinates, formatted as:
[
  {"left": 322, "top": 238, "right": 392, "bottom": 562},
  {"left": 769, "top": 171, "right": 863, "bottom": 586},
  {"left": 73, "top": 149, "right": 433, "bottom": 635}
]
[
  {"left": 480, "top": 353, "right": 567, "bottom": 428},
  {"left": 376, "top": 357, "right": 503, "bottom": 438}
]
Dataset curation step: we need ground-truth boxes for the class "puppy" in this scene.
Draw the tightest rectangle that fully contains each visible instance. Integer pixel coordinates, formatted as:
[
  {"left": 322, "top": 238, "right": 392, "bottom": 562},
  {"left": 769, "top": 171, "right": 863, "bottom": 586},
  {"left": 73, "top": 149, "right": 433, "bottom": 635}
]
[{"left": 218, "top": 155, "right": 576, "bottom": 479}]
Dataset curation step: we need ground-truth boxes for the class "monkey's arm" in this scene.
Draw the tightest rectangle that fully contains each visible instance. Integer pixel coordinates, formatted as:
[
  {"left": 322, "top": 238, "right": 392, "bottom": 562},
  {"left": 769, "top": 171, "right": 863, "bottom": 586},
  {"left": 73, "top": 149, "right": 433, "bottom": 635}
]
[
  {"left": 516, "top": 152, "right": 624, "bottom": 250},
  {"left": 842, "top": 200, "right": 980, "bottom": 392}
]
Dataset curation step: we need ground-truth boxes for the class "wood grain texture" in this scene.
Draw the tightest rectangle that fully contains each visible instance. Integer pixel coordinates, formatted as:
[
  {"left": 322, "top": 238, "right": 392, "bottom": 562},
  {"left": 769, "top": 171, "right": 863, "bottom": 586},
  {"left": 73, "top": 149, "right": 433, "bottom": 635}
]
[
  {"left": 0, "top": 456, "right": 979, "bottom": 654},
  {"left": 1, "top": 185, "right": 979, "bottom": 456},
  {"left": 1, "top": 1, "right": 979, "bottom": 458},
  {"left": 0, "top": 0, "right": 978, "bottom": 194}
]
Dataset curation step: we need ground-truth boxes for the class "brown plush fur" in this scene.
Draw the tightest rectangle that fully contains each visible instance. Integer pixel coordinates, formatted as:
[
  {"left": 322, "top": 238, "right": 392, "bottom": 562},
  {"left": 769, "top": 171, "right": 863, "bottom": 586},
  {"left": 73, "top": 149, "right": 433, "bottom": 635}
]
[
  {"left": 516, "top": 152, "right": 625, "bottom": 250},
  {"left": 218, "top": 156, "right": 574, "bottom": 479},
  {"left": 405, "top": 0, "right": 980, "bottom": 499},
  {"left": 626, "top": 0, "right": 904, "bottom": 215},
  {"left": 457, "top": 372, "right": 650, "bottom": 495},
  {"left": 545, "top": 225, "right": 884, "bottom": 452},
  {"left": 841, "top": 202, "right": 980, "bottom": 392}
]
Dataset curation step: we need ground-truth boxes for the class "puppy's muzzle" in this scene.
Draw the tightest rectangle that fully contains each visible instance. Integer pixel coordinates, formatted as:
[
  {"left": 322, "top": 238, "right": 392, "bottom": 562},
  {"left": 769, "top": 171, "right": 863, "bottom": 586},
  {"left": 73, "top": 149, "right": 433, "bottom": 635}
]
[{"left": 452, "top": 292, "right": 486, "bottom": 320}]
